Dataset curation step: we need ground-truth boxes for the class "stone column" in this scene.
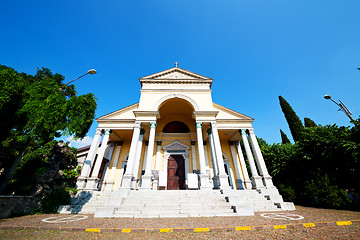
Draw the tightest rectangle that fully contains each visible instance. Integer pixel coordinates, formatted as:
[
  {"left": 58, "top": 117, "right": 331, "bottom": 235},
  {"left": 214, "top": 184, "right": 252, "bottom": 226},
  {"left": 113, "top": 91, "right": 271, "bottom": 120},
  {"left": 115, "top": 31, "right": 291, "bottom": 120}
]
[
  {"left": 153, "top": 141, "right": 162, "bottom": 190},
  {"left": 239, "top": 129, "right": 264, "bottom": 189},
  {"left": 86, "top": 129, "right": 111, "bottom": 190},
  {"left": 105, "top": 142, "right": 123, "bottom": 191},
  {"left": 210, "top": 122, "right": 230, "bottom": 189},
  {"left": 121, "top": 122, "right": 141, "bottom": 189},
  {"left": 191, "top": 141, "right": 198, "bottom": 173},
  {"left": 196, "top": 122, "right": 210, "bottom": 189},
  {"left": 235, "top": 141, "right": 252, "bottom": 190},
  {"left": 248, "top": 129, "right": 274, "bottom": 188},
  {"left": 77, "top": 128, "right": 103, "bottom": 189},
  {"left": 142, "top": 122, "right": 156, "bottom": 189},
  {"left": 229, "top": 142, "right": 245, "bottom": 190},
  {"left": 207, "top": 129, "right": 219, "bottom": 189},
  {"left": 131, "top": 129, "right": 145, "bottom": 189}
]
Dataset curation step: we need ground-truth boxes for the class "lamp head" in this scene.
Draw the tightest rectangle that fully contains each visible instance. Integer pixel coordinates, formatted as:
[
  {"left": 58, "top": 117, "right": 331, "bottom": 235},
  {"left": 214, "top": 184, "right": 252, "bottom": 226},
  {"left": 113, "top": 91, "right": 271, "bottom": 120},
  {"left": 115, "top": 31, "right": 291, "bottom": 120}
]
[
  {"left": 324, "top": 95, "right": 332, "bottom": 100},
  {"left": 88, "top": 69, "right": 97, "bottom": 74}
]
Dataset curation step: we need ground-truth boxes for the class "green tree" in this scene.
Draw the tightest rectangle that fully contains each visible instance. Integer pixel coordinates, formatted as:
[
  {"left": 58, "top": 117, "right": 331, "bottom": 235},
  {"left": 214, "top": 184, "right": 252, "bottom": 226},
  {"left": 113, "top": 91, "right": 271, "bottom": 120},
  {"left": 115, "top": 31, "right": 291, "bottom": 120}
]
[
  {"left": 0, "top": 65, "right": 97, "bottom": 194},
  {"left": 304, "top": 117, "right": 317, "bottom": 128},
  {"left": 279, "top": 96, "right": 304, "bottom": 142},
  {"left": 280, "top": 129, "right": 291, "bottom": 144},
  {"left": 260, "top": 118, "right": 360, "bottom": 209}
]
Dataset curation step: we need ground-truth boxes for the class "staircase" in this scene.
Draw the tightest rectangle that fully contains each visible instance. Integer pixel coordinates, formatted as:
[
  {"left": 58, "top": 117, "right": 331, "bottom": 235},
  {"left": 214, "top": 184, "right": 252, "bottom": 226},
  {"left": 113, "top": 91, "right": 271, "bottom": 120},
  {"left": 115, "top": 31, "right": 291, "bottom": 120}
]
[
  {"left": 61, "top": 189, "right": 285, "bottom": 217},
  {"left": 67, "top": 191, "right": 112, "bottom": 214},
  {"left": 113, "top": 190, "right": 236, "bottom": 218}
]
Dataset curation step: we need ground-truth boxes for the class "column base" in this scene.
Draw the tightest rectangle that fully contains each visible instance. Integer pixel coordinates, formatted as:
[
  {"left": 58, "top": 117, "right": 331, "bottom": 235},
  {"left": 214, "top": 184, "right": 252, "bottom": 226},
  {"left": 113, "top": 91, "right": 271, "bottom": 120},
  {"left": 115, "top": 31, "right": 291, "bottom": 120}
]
[
  {"left": 84, "top": 177, "right": 100, "bottom": 191},
  {"left": 262, "top": 175, "right": 275, "bottom": 189},
  {"left": 217, "top": 174, "right": 231, "bottom": 189},
  {"left": 152, "top": 179, "right": 159, "bottom": 190},
  {"left": 200, "top": 174, "right": 211, "bottom": 189},
  {"left": 120, "top": 174, "right": 133, "bottom": 189},
  {"left": 130, "top": 178, "right": 139, "bottom": 190},
  {"left": 244, "top": 179, "right": 252, "bottom": 190},
  {"left": 76, "top": 176, "right": 87, "bottom": 190},
  {"left": 104, "top": 180, "right": 115, "bottom": 192},
  {"left": 141, "top": 175, "right": 152, "bottom": 189},
  {"left": 251, "top": 176, "right": 265, "bottom": 189}
]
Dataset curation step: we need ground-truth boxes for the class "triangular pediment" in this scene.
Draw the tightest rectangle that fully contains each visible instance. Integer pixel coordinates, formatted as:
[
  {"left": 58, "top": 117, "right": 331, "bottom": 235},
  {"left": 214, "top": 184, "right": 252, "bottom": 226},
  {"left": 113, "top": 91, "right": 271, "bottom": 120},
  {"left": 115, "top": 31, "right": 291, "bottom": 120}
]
[
  {"left": 163, "top": 141, "right": 190, "bottom": 151},
  {"left": 140, "top": 67, "right": 213, "bottom": 87},
  {"left": 96, "top": 103, "right": 138, "bottom": 121},
  {"left": 213, "top": 103, "right": 253, "bottom": 121},
  {"left": 141, "top": 67, "right": 211, "bottom": 80}
]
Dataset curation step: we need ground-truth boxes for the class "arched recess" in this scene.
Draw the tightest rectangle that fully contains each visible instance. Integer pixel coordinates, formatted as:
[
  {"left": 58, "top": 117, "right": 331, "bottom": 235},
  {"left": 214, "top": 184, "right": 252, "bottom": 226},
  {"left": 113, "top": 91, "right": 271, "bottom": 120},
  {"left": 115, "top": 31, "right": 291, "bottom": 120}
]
[
  {"left": 154, "top": 94, "right": 199, "bottom": 111},
  {"left": 156, "top": 96, "right": 197, "bottom": 133}
]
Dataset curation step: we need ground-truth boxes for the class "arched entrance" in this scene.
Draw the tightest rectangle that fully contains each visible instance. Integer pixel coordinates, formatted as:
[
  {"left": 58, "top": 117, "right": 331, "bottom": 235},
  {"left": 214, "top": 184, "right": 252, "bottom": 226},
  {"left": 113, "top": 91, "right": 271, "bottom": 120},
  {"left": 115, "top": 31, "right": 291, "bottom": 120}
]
[{"left": 167, "top": 155, "right": 186, "bottom": 190}]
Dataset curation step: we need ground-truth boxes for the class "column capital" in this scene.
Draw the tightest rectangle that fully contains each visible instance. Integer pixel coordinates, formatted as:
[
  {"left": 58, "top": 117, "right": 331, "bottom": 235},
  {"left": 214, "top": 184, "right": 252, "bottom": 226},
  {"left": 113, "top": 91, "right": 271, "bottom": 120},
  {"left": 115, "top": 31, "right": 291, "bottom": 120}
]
[
  {"left": 134, "top": 121, "right": 142, "bottom": 128},
  {"left": 95, "top": 128, "right": 103, "bottom": 135},
  {"left": 210, "top": 121, "right": 217, "bottom": 128},
  {"left": 104, "top": 129, "right": 111, "bottom": 135},
  {"left": 239, "top": 129, "right": 247, "bottom": 135},
  {"left": 195, "top": 122, "right": 202, "bottom": 128},
  {"left": 248, "top": 128, "right": 255, "bottom": 134},
  {"left": 150, "top": 121, "right": 157, "bottom": 128}
]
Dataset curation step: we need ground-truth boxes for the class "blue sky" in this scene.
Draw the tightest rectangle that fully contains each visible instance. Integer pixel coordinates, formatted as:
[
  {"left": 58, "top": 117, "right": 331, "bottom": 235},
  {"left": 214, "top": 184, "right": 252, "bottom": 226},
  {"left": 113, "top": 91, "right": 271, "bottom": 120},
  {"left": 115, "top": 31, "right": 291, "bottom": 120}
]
[{"left": 1, "top": 0, "right": 360, "bottom": 146}]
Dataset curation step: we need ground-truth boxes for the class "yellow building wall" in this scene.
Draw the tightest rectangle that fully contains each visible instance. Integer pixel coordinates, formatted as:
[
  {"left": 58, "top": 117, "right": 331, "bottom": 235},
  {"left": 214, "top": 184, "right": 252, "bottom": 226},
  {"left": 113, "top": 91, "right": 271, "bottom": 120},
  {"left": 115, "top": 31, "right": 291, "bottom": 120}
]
[
  {"left": 112, "top": 140, "right": 131, "bottom": 190},
  {"left": 220, "top": 141, "right": 238, "bottom": 189}
]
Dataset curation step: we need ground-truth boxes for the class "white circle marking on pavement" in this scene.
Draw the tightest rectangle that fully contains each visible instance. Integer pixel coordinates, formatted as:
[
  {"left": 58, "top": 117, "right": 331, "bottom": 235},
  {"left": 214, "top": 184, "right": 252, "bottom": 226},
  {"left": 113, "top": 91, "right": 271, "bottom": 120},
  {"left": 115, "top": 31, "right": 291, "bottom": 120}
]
[
  {"left": 42, "top": 215, "right": 88, "bottom": 223},
  {"left": 260, "top": 213, "right": 304, "bottom": 220}
]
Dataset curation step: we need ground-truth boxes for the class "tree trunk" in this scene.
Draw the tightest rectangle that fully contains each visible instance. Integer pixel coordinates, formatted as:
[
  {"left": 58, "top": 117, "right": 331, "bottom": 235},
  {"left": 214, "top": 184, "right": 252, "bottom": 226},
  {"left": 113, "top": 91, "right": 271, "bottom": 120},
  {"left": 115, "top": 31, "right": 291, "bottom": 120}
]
[{"left": 0, "top": 138, "right": 31, "bottom": 194}]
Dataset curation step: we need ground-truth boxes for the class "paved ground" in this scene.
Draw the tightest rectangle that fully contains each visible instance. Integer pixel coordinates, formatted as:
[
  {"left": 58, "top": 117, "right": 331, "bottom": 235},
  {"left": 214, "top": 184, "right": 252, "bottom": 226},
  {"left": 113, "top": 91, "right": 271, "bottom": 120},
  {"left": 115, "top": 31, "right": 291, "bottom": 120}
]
[{"left": 1, "top": 206, "right": 360, "bottom": 239}]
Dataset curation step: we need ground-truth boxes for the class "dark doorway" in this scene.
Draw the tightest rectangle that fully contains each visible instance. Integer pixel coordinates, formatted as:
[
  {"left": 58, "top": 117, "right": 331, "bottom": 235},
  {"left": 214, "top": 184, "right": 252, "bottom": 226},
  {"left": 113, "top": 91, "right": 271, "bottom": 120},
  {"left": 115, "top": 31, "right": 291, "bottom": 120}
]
[{"left": 167, "top": 155, "right": 186, "bottom": 190}]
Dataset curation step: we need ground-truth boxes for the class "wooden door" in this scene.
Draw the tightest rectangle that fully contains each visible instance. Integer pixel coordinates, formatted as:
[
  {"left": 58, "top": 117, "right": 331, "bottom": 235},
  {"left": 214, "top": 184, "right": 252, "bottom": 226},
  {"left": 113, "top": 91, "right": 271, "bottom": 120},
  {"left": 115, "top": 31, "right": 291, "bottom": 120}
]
[{"left": 167, "top": 155, "right": 186, "bottom": 190}]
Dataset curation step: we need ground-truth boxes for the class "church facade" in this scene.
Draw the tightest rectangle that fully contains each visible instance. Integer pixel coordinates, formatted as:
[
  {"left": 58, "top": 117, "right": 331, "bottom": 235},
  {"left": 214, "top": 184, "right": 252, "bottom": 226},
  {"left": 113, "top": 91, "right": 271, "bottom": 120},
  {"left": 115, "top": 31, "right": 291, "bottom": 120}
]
[{"left": 70, "top": 65, "right": 295, "bottom": 217}]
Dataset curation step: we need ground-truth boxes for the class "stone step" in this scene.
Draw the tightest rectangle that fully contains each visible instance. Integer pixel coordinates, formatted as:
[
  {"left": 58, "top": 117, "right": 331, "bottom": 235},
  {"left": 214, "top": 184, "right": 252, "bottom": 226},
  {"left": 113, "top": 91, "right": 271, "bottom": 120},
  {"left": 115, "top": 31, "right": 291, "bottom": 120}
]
[{"left": 67, "top": 189, "right": 287, "bottom": 216}]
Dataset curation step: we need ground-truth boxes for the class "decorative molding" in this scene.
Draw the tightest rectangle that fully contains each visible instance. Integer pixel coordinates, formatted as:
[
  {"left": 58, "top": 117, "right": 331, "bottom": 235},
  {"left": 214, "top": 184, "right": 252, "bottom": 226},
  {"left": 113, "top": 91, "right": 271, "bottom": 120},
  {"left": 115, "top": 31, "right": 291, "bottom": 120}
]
[
  {"left": 140, "top": 67, "right": 212, "bottom": 80},
  {"left": 154, "top": 94, "right": 199, "bottom": 111},
  {"left": 133, "top": 111, "right": 160, "bottom": 118},
  {"left": 193, "top": 111, "right": 219, "bottom": 117},
  {"left": 162, "top": 141, "right": 190, "bottom": 151}
]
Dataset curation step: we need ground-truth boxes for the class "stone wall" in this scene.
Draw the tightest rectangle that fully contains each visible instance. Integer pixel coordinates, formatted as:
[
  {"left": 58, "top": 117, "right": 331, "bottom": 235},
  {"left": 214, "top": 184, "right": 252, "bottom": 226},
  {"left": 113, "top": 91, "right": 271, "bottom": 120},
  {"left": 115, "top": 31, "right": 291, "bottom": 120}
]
[{"left": 0, "top": 195, "right": 37, "bottom": 218}]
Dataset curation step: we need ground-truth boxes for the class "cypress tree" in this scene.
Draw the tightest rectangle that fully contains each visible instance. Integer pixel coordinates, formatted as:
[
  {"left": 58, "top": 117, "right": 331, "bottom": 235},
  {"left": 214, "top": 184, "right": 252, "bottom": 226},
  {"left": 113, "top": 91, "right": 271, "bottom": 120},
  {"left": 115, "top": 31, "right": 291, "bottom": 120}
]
[
  {"left": 279, "top": 96, "right": 304, "bottom": 142},
  {"left": 304, "top": 117, "right": 317, "bottom": 128},
  {"left": 280, "top": 129, "right": 291, "bottom": 144}
]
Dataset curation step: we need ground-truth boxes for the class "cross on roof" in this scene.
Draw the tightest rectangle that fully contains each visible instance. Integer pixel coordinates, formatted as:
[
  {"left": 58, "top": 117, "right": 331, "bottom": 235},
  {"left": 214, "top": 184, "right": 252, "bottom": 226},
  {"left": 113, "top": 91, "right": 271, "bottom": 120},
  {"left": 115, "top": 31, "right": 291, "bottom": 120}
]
[{"left": 175, "top": 62, "right": 179, "bottom": 67}]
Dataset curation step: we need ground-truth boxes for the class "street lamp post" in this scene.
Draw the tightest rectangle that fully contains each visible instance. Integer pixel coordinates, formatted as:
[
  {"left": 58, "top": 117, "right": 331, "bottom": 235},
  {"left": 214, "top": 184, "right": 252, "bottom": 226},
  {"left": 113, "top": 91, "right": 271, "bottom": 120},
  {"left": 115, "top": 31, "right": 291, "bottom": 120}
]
[
  {"left": 324, "top": 95, "right": 355, "bottom": 122},
  {"left": 60, "top": 69, "right": 97, "bottom": 91}
]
